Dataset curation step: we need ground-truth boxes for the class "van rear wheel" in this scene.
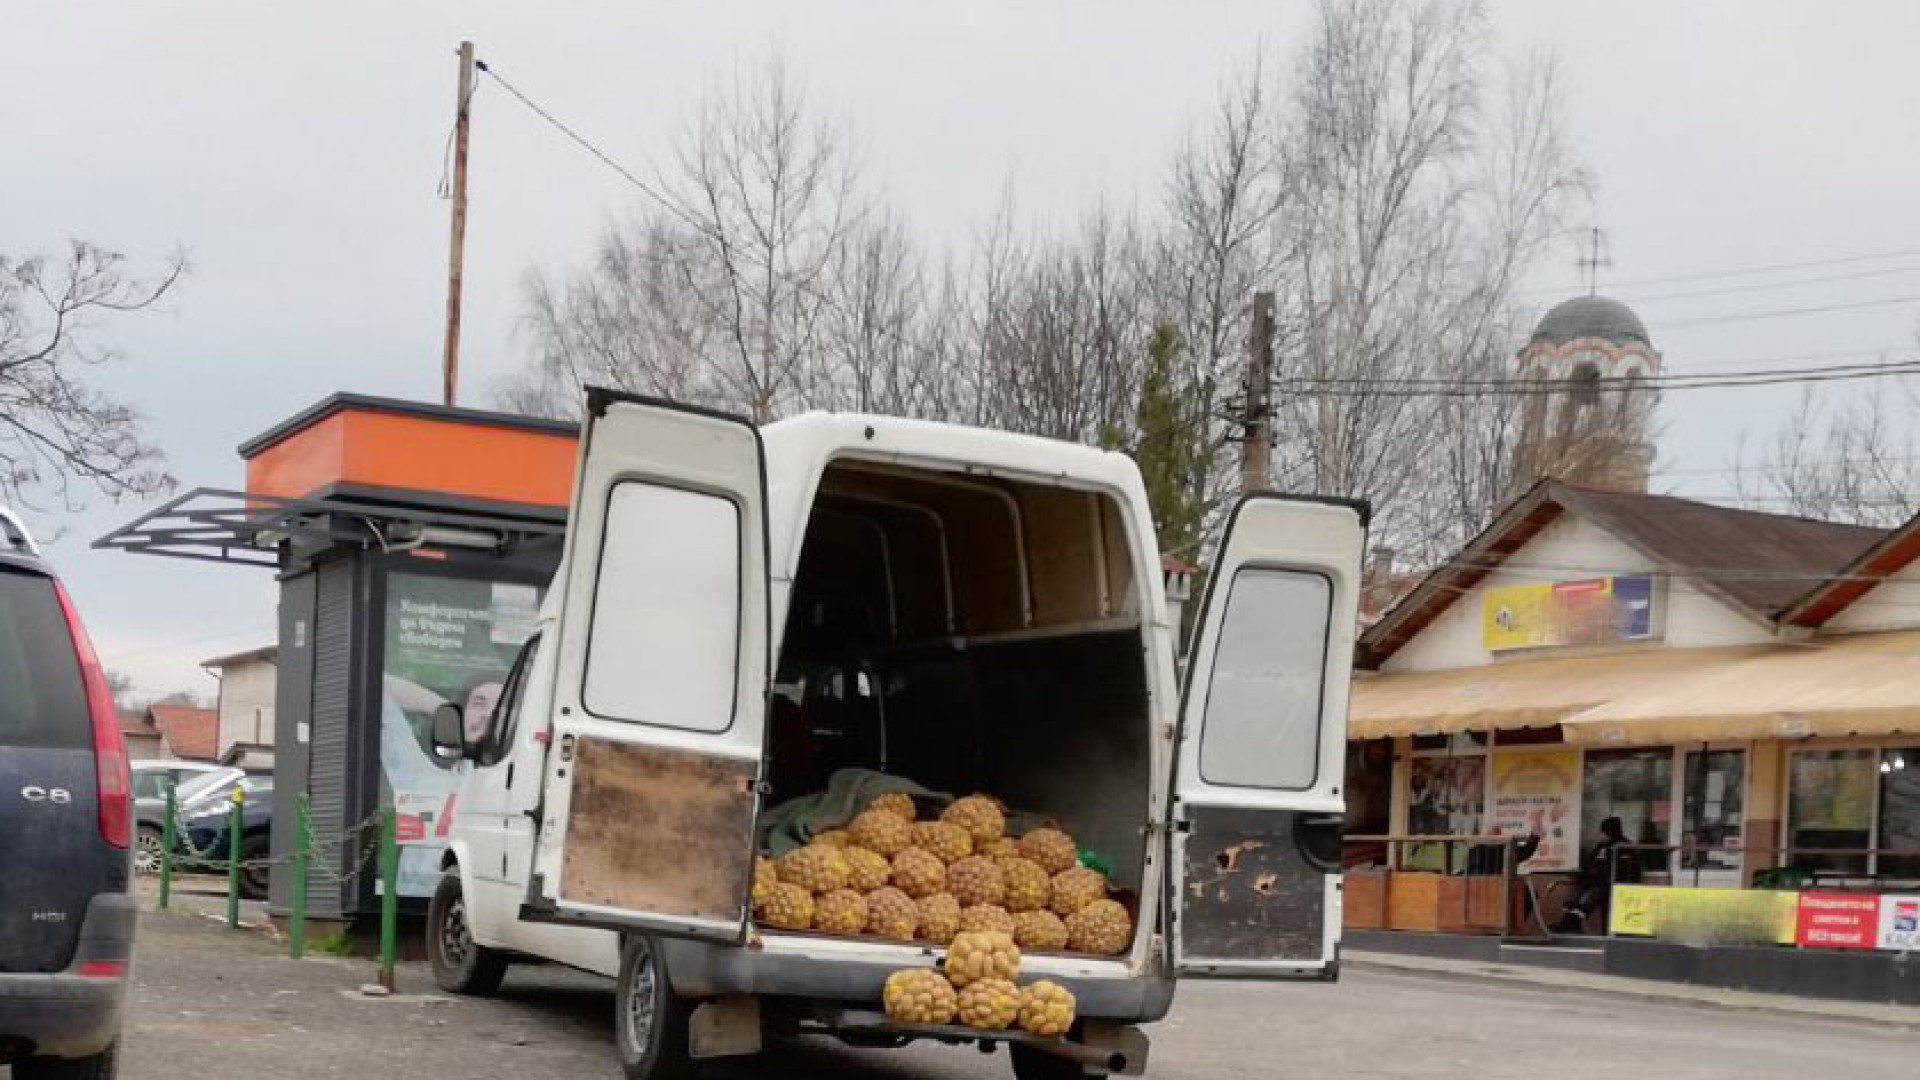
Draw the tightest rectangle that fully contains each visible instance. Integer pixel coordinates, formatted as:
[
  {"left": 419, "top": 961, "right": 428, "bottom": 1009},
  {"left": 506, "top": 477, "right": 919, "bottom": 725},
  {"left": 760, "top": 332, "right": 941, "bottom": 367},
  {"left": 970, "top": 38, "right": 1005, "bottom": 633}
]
[
  {"left": 615, "top": 935, "right": 695, "bottom": 1080},
  {"left": 428, "top": 870, "right": 508, "bottom": 996},
  {"left": 1010, "top": 1042, "right": 1106, "bottom": 1080}
]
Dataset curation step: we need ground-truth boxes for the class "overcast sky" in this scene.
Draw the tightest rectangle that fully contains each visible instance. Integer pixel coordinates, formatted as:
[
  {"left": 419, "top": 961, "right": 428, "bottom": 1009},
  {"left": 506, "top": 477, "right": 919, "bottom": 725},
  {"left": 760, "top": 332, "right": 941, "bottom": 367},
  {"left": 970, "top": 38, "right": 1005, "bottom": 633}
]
[{"left": 6, "top": 1, "right": 1919, "bottom": 698}]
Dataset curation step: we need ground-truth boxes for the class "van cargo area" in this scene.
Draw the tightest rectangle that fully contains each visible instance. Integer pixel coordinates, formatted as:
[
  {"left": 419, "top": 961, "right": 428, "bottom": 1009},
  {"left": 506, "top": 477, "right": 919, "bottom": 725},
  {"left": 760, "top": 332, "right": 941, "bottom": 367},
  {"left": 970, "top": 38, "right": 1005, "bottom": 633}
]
[{"left": 767, "top": 459, "right": 1156, "bottom": 926}]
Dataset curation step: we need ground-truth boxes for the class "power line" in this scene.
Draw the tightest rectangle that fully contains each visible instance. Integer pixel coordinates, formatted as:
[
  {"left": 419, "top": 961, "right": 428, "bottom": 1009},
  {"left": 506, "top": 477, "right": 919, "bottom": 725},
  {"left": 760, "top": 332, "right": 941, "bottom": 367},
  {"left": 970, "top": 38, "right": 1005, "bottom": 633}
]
[
  {"left": 1654, "top": 295, "right": 1920, "bottom": 331},
  {"left": 1276, "top": 357, "right": 1920, "bottom": 398},
  {"left": 1618, "top": 264, "right": 1920, "bottom": 305},
  {"left": 1528, "top": 247, "right": 1920, "bottom": 295}
]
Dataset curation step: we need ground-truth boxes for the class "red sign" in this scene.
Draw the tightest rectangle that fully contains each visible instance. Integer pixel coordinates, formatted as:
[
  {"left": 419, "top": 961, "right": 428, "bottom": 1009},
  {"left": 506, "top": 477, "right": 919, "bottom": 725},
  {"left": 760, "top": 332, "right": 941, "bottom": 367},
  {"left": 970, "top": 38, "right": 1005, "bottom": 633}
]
[
  {"left": 394, "top": 814, "right": 428, "bottom": 844},
  {"left": 1796, "top": 892, "right": 1878, "bottom": 949}
]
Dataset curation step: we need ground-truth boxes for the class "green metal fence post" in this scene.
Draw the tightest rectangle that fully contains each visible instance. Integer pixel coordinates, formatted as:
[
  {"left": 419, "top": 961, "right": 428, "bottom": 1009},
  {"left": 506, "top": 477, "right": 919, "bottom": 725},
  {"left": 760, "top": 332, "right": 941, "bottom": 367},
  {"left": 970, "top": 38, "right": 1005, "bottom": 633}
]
[
  {"left": 226, "top": 787, "right": 244, "bottom": 928},
  {"left": 158, "top": 782, "right": 176, "bottom": 911},
  {"left": 378, "top": 806, "right": 398, "bottom": 991},
  {"left": 289, "top": 793, "right": 310, "bottom": 960}
]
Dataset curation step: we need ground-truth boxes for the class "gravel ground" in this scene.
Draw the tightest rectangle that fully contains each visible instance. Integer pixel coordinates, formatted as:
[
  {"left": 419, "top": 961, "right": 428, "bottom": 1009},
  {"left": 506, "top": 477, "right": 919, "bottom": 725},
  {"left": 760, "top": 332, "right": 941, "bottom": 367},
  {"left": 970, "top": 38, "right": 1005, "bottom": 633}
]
[{"left": 70, "top": 905, "right": 1920, "bottom": 1080}]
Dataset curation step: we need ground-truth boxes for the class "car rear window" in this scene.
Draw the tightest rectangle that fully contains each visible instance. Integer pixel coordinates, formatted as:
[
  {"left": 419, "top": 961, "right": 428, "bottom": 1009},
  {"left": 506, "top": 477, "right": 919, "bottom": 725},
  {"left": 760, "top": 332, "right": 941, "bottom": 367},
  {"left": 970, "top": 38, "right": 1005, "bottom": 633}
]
[{"left": 0, "top": 568, "right": 90, "bottom": 750}]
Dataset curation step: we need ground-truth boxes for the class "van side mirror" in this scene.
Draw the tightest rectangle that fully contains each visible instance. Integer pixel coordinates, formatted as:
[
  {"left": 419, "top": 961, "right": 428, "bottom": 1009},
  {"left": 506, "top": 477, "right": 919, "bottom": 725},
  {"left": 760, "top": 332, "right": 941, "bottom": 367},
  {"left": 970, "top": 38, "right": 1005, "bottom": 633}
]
[{"left": 430, "top": 702, "right": 468, "bottom": 760}]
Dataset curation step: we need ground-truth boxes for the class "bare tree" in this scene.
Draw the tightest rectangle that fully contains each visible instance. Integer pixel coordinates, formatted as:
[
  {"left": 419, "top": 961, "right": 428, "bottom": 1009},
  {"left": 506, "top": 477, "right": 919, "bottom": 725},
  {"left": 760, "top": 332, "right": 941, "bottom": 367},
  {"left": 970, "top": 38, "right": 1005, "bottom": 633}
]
[
  {"left": 0, "top": 242, "right": 184, "bottom": 509},
  {"left": 1733, "top": 379, "right": 1920, "bottom": 526},
  {"left": 1269, "top": 0, "right": 1588, "bottom": 563},
  {"left": 512, "top": 49, "right": 866, "bottom": 421}
]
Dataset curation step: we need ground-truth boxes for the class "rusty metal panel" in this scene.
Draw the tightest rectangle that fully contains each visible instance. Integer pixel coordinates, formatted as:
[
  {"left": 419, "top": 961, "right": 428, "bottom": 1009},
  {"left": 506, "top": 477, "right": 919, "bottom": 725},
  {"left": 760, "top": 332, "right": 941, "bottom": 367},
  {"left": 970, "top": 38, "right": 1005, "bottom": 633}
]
[
  {"left": 1179, "top": 806, "right": 1326, "bottom": 964},
  {"left": 561, "top": 737, "right": 757, "bottom": 925}
]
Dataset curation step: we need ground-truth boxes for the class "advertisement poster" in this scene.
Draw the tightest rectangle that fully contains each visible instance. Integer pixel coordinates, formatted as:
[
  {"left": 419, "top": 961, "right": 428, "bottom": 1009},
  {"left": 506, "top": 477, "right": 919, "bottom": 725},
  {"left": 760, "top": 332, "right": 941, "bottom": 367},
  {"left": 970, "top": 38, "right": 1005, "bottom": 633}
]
[
  {"left": 1878, "top": 894, "right": 1920, "bottom": 952},
  {"left": 1610, "top": 885, "right": 1799, "bottom": 945},
  {"left": 1482, "top": 575, "right": 1655, "bottom": 652},
  {"left": 1796, "top": 892, "right": 1879, "bottom": 950},
  {"left": 1489, "top": 750, "right": 1581, "bottom": 871},
  {"left": 381, "top": 573, "right": 541, "bottom": 897},
  {"left": 1407, "top": 756, "right": 1486, "bottom": 871}
]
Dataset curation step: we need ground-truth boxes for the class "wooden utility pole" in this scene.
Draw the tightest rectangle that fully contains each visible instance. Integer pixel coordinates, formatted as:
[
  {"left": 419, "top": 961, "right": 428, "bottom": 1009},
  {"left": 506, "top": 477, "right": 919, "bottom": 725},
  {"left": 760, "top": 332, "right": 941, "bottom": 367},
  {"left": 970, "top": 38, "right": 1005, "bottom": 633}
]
[
  {"left": 1241, "top": 290, "right": 1275, "bottom": 493},
  {"left": 441, "top": 40, "right": 476, "bottom": 408}
]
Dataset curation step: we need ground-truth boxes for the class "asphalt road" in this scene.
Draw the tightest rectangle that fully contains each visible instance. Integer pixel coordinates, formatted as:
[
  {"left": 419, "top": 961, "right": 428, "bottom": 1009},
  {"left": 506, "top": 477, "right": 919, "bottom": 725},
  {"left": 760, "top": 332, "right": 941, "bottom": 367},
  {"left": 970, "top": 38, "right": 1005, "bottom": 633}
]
[{"left": 78, "top": 908, "right": 1920, "bottom": 1080}]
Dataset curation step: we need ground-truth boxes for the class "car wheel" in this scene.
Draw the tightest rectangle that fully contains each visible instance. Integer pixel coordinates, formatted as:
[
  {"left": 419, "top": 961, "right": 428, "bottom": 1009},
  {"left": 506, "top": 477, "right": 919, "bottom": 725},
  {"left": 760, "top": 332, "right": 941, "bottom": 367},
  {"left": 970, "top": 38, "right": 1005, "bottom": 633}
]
[
  {"left": 240, "top": 834, "right": 272, "bottom": 900},
  {"left": 15, "top": 1042, "right": 119, "bottom": 1079},
  {"left": 1009, "top": 1043, "right": 1104, "bottom": 1080},
  {"left": 615, "top": 934, "right": 695, "bottom": 1080},
  {"left": 428, "top": 869, "right": 508, "bottom": 996},
  {"left": 134, "top": 826, "right": 164, "bottom": 876}
]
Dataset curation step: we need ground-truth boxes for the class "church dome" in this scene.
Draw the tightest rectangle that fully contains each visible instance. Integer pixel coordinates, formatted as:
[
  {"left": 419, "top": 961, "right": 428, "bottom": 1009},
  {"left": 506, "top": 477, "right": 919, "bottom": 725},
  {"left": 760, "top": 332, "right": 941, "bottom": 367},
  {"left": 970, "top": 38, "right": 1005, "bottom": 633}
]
[{"left": 1529, "top": 294, "right": 1650, "bottom": 347}]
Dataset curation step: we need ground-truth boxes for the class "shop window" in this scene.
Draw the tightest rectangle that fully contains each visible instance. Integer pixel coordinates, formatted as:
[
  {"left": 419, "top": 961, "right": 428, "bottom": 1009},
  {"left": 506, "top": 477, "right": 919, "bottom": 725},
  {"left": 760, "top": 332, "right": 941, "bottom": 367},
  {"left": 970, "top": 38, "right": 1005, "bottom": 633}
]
[
  {"left": 1582, "top": 748, "right": 1672, "bottom": 873},
  {"left": 1679, "top": 749, "right": 1744, "bottom": 874},
  {"left": 1877, "top": 747, "right": 1920, "bottom": 880},
  {"left": 1787, "top": 748, "right": 1877, "bottom": 875}
]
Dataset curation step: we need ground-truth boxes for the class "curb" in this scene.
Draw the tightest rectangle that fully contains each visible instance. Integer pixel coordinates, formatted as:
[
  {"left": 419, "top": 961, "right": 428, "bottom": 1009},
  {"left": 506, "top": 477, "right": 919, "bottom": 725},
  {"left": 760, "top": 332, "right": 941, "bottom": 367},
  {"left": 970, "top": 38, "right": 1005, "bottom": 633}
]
[{"left": 1347, "top": 952, "right": 1920, "bottom": 1032}]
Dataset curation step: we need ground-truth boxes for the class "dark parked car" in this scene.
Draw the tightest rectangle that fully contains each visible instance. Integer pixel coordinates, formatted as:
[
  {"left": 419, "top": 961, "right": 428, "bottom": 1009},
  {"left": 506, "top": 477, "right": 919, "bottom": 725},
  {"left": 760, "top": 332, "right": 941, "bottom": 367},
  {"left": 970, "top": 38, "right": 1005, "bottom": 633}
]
[
  {"left": 131, "top": 763, "right": 238, "bottom": 874},
  {"left": 176, "top": 775, "right": 275, "bottom": 898},
  {"left": 0, "top": 507, "right": 134, "bottom": 1078}
]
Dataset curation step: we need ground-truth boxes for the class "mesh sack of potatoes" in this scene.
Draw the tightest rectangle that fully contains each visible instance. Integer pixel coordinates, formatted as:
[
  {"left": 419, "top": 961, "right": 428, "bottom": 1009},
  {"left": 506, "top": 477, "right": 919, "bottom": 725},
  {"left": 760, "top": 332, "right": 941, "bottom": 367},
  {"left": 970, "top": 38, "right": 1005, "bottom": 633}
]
[
  {"left": 812, "top": 889, "right": 868, "bottom": 935},
  {"left": 756, "top": 883, "right": 815, "bottom": 930},
  {"left": 1018, "top": 828, "right": 1080, "bottom": 874},
  {"left": 1010, "top": 909, "right": 1069, "bottom": 951},
  {"left": 849, "top": 808, "right": 914, "bottom": 857},
  {"left": 955, "top": 978, "right": 1021, "bottom": 1031},
  {"left": 945, "top": 930, "right": 1021, "bottom": 987},
  {"left": 777, "top": 845, "right": 851, "bottom": 893},
  {"left": 1064, "top": 899, "right": 1132, "bottom": 956},
  {"left": 890, "top": 848, "right": 947, "bottom": 899},
  {"left": 882, "top": 968, "right": 957, "bottom": 1025},
  {"left": 915, "top": 893, "right": 963, "bottom": 945},
  {"left": 959, "top": 904, "right": 1016, "bottom": 935},
  {"left": 913, "top": 821, "right": 974, "bottom": 864},
  {"left": 940, "top": 794, "right": 1006, "bottom": 848},
  {"left": 864, "top": 886, "right": 920, "bottom": 941},
  {"left": 869, "top": 791, "right": 918, "bottom": 821},
  {"left": 1016, "top": 980, "right": 1077, "bottom": 1037}
]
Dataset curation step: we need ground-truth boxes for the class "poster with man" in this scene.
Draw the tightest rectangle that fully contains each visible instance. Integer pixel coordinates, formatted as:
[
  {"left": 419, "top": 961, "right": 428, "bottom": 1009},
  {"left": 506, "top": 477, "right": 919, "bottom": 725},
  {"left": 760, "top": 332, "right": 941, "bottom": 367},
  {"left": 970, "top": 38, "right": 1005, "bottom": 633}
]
[{"left": 381, "top": 573, "right": 541, "bottom": 897}]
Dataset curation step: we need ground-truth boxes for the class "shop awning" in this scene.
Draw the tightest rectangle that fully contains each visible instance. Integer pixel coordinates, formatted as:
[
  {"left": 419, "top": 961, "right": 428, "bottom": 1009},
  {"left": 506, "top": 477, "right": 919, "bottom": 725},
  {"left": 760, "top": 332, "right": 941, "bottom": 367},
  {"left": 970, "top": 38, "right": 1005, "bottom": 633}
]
[
  {"left": 1347, "top": 647, "right": 1706, "bottom": 739},
  {"left": 1558, "top": 629, "right": 1920, "bottom": 745},
  {"left": 1349, "top": 630, "right": 1920, "bottom": 744}
]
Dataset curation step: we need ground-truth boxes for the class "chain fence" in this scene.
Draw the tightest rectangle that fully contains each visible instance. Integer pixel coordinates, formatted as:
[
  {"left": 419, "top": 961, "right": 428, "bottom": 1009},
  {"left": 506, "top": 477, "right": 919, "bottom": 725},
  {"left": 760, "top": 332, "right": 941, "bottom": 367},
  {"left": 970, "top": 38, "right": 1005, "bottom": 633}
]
[{"left": 153, "top": 784, "right": 404, "bottom": 985}]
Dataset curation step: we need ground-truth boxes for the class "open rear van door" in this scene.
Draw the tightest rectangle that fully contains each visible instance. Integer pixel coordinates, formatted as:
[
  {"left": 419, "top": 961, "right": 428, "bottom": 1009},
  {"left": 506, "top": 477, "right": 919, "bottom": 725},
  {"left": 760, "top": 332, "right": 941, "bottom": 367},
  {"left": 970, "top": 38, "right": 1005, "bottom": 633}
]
[
  {"left": 526, "top": 390, "right": 769, "bottom": 945},
  {"left": 1167, "top": 494, "right": 1365, "bottom": 977}
]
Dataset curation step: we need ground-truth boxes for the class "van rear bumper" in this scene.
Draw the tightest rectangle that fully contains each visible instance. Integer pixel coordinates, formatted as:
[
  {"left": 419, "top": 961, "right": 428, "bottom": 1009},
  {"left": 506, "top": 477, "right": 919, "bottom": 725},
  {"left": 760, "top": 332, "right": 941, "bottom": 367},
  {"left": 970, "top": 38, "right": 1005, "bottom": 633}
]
[
  {"left": 660, "top": 938, "right": 1177, "bottom": 1023},
  {"left": 0, "top": 893, "right": 135, "bottom": 1061}
]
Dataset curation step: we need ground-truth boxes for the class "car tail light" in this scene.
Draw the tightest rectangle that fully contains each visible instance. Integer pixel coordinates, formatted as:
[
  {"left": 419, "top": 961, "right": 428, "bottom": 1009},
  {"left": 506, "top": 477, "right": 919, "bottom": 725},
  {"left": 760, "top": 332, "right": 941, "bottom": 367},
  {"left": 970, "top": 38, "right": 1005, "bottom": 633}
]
[
  {"left": 78, "top": 961, "right": 126, "bottom": 978},
  {"left": 53, "top": 582, "right": 131, "bottom": 849}
]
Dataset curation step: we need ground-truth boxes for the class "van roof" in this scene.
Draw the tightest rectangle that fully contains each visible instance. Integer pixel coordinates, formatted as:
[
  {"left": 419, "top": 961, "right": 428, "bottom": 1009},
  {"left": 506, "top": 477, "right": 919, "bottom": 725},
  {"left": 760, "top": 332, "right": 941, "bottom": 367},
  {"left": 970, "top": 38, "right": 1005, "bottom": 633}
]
[{"left": 760, "top": 412, "right": 1143, "bottom": 493}]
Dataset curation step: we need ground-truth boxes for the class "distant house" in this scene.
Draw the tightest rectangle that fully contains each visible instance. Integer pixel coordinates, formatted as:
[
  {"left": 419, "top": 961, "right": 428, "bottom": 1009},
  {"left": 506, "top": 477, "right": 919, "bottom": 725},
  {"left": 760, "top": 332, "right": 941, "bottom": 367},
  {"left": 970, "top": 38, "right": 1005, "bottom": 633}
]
[
  {"left": 119, "top": 711, "right": 165, "bottom": 760},
  {"left": 203, "top": 645, "right": 276, "bottom": 771},
  {"left": 149, "top": 703, "right": 220, "bottom": 762}
]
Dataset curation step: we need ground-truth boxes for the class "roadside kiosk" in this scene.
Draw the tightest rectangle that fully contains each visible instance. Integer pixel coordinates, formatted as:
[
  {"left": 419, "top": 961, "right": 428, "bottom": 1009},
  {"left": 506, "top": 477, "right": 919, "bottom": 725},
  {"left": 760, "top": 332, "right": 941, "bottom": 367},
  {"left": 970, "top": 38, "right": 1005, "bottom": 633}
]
[{"left": 99, "top": 394, "right": 580, "bottom": 921}]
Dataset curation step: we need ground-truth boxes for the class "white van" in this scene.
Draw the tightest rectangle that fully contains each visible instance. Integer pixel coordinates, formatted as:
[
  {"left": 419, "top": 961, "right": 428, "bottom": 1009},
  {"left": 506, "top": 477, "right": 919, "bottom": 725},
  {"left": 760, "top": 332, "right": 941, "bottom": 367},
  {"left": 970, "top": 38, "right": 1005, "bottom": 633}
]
[{"left": 428, "top": 391, "right": 1364, "bottom": 1079}]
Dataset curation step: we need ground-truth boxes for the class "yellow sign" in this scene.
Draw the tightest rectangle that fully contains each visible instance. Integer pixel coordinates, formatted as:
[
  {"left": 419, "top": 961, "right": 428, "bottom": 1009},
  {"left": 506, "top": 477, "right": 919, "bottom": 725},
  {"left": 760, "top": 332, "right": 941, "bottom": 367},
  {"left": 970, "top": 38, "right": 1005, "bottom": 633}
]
[
  {"left": 1482, "top": 575, "right": 1655, "bottom": 651},
  {"left": 1609, "top": 885, "right": 1799, "bottom": 945},
  {"left": 1489, "top": 750, "right": 1580, "bottom": 871}
]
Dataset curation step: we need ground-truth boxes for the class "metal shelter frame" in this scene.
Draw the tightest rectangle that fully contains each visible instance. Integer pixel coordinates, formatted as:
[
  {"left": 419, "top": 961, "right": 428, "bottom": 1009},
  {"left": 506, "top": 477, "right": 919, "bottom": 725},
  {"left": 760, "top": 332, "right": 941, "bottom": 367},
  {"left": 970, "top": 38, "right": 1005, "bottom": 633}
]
[{"left": 93, "top": 487, "right": 566, "bottom": 568}]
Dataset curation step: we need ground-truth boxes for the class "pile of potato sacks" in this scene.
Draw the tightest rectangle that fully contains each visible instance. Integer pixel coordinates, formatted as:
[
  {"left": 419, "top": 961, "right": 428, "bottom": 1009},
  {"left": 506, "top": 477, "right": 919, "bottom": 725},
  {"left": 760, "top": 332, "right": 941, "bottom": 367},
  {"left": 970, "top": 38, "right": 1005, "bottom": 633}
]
[
  {"left": 751, "top": 792, "right": 1134, "bottom": 961},
  {"left": 882, "top": 932, "right": 1077, "bottom": 1034}
]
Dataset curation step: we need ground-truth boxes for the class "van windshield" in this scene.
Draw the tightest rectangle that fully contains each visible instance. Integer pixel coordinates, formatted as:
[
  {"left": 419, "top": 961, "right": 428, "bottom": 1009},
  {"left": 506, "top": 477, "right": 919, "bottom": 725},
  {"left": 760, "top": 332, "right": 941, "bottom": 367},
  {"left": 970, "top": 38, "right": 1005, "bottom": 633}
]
[{"left": 0, "top": 567, "right": 89, "bottom": 750}]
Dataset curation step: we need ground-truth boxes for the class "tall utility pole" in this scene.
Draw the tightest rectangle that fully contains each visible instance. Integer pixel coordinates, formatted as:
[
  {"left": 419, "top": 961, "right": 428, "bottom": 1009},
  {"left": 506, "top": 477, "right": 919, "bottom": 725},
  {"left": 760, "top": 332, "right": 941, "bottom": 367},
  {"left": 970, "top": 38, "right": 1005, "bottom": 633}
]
[
  {"left": 1241, "top": 290, "right": 1275, "bottom": 493},
  {"left": 441, "top": 40, "right": 476, "bottom": 408}
]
